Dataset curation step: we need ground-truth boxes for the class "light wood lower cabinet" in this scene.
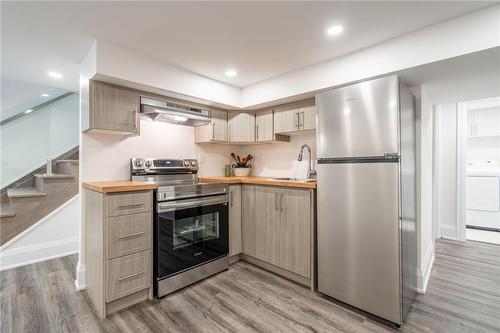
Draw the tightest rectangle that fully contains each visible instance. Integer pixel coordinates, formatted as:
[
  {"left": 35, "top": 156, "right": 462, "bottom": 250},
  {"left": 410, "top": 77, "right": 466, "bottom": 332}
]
[
  {"left": 229, "top": 185, "right": 242, "bottom": 256},
  {"left": 241, "top": 185, "right": 313, "bottom": 283},
  {"left": 84, "top": 189, "right": 153, "bottom": 319}
]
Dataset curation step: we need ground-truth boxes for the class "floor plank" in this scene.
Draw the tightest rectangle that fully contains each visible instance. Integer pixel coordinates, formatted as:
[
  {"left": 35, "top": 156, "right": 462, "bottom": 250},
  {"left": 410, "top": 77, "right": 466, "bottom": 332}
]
[{"left": 1, "top": 239, "right": 499, "bottom": 333}]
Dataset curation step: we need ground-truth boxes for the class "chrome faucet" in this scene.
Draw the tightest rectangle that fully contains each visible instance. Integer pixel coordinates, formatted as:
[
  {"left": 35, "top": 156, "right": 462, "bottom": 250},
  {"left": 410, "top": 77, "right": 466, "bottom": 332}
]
[{"left": 297, "top": 144, "right": 316, "bottom": 180}]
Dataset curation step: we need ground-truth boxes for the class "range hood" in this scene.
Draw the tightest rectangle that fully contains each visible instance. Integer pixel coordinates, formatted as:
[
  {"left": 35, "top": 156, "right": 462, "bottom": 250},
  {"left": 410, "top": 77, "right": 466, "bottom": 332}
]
[{"left": 140, "top": 97, "right": 210, "bottom": 126}]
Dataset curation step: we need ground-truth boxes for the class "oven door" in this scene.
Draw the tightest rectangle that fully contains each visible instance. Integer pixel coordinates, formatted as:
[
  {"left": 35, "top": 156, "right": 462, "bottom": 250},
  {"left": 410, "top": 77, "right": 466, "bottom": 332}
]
[{"left": 155, "top": 195, "right": 228, "bottom": 280}]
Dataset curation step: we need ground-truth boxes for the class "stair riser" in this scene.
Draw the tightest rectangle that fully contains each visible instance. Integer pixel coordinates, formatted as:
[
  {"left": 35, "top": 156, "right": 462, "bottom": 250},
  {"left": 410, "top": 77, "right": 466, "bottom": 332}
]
[
  {"left": 55, "top": 163, "right": 79, "bottom": 176},
  {"left": 10, "top": 195, "right": 48, "bottom": 206},
  {"left": 35, "top": 177, "right": 77, "bottom": 193}
]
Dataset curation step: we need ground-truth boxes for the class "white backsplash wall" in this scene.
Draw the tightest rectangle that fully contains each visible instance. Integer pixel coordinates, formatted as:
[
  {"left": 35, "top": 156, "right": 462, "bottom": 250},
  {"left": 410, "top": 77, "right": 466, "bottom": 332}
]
[
  {"left": 239, "top": 132, "right": 316, "bottom": 178},
  {"left": 466, "top": 136, "right": 500, "bottom": 166},
  {"left": 81, "top": 119, "right": 236, "bottom": 182}
]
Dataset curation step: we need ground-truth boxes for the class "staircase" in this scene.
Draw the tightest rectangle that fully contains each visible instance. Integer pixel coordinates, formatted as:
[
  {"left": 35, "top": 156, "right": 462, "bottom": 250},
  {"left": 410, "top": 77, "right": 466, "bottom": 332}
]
[{"left": 0, "top": 151, "right": 79, "bottom": 246}]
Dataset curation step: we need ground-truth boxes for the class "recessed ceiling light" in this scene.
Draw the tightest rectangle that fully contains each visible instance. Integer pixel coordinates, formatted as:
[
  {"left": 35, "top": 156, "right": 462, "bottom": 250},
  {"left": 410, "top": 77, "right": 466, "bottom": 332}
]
[
  {"left": 25, "top": 109, "right": 33, "bottom": 114},
  {"left": 327, "top": 25, "right": 344, "bottom": 36},
  {"left": 41, "top": 93, "right": 50, "bottom": 98},
  {"left": 225, "top": 69, "right": 237, "bottom": 77},
  {"left": 48, "top": 71, "right": 63, "bottom": 79}
]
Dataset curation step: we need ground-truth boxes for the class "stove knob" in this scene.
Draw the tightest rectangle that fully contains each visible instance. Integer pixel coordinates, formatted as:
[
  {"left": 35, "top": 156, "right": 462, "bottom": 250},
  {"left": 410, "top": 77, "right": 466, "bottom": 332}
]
[
  {"left": 191, "top": 160, "right": 197, "bottom": 167},
  {"left": 135, "top": 159, "right": 144, "bottom": 167},
  {"left": 184, "top": 160, "right": 190, "bottom": 166},
  {"left": 145, "top": 160, "right": 152, "bottom": 168}
]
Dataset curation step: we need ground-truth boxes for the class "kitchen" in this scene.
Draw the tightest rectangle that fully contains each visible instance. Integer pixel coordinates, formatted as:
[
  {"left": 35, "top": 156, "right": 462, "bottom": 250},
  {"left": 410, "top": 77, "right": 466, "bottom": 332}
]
[{"left": 1, "top": 2, "right": 500, "bottom": 333}]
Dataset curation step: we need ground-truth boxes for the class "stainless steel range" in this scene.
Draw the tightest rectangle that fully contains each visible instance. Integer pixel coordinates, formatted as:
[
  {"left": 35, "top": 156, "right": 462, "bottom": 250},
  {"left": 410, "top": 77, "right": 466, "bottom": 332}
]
[{"left": 131, "top": 158, "right": 229, "bottom": 297}]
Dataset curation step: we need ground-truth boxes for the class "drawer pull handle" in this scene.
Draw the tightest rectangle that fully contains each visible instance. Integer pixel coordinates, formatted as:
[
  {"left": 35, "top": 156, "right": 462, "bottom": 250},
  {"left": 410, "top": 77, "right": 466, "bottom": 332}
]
[
  {"left": 117, "top": 203, "right": 143, "bottom": 209},
  {"left": 118, "top": 271, "right": 144, "bottom": 281},
  {"left": 118, "top": 231, "right": 145, "bottom": 240}
]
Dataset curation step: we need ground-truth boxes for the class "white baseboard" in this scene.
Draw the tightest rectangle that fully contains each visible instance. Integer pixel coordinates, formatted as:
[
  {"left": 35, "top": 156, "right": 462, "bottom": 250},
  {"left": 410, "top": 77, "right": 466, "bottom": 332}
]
[
  {"left": 0, "top": 237, "right": 78, "bottom": 271},
  {"left": 75, "top": 261, "right": 86, "bottom": 290},
  {"left": 441, "top": 224, "right": 457, "bottom": 240},
  {"left": 416, "top": 241, "right": 435, "bottom": 294}
]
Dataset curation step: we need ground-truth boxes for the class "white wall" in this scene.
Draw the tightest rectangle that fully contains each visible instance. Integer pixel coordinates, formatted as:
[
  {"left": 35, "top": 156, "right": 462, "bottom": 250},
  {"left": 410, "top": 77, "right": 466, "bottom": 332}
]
[
  {"left": 435, "top": 103, "right": 459, "bottom": 240},
  {"left": 411, "top": 86, "right": 435, "bottom": 293},
  {"left": 0, "top": 93, "right": 79, "bottom": 187},
  {"left": 82, "top": 119, "right": 236, "bottom": 182},
  {"left": 0, "top": 196, "right": 79, "bottom": 270},
  {"left": 467, "top": 136, "right": 500, "bottom": 165},
  {"left": 239, "top": 133, "right": 315, "bottom": 179}
]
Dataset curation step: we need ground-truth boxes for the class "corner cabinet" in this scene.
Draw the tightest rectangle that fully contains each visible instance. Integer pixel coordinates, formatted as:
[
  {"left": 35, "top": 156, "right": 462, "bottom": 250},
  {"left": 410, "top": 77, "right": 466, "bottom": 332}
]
[
  {"left": 241, "top": 185, "right": 313, "bottom": 286},
  {"left": 194, "top": 109, "right": 228, "bottom": 143},
  {"left": 83, "top": 189, "right": 153, "bottom": 319},
  {"left": 274, "top": 99, "right": 316, "bottom": 135},
  {"left": 85, "top": 81, "right": 140, "bottom": 136},
  {"left": 228, "top": 111, "right": 256, "bottom": 142}
]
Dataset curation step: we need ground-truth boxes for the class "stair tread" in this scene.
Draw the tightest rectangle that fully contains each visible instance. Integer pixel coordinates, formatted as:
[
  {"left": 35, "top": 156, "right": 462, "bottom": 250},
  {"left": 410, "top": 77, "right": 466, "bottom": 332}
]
[
  {"left": 7, "top": 188, "right": 47, "bottom": 198},
  {"left": 55, "top": 159, "right": 79, "bottom": 164},
  {"left": 34, "top": 173, "right": 75, "bottom": 179}
]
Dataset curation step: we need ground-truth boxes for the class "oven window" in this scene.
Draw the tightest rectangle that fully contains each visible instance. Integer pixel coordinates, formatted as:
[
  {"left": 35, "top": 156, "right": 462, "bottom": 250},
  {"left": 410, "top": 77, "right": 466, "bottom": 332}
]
[
  {"left": 173, "top": 211, "right": 219, "bottom": 248},
  {"left": 155, "top": 202, "right": 228, "bottom": 279}
]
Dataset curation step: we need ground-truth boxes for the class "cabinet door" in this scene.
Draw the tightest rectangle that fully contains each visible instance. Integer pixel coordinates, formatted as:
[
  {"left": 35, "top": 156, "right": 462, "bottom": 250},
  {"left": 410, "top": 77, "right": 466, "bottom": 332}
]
[
  {"left": 256, "top": 110, "right": 274, "bottom": 141},
  {"left": 475, "top": 108, "right": 499, "bottom": 137},
  {"left": 300, "top": 102, "right": 316, "bottom": 131},
  {"left": 254, "top": 186, "right": 280, "bottom": 266},
  {"left": 242, "top": 185, "right": 256, "bottom": 257},
  {"left": 212, "top": 109, "right": 228, "bottom": 141},
  {"left": 278, "top": 188, "right": 311, "bottom": 278},
  {"left": 229, "top": 185, "right": 242, "bottom": 256},
  {"left": 90, "top": 81, "right": 140, "bottom": 134},
  {"left": 274, "top": 105, "right": 299, "bottom": 134},
  {"left": 228, "top": 112, "right": 255, "bottom": 142}
]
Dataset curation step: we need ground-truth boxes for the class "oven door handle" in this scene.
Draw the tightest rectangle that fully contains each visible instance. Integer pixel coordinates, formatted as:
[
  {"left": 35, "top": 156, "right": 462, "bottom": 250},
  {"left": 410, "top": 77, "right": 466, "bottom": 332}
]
[{"left": 157, "top": 195, "right": 228, "bottom": 212}]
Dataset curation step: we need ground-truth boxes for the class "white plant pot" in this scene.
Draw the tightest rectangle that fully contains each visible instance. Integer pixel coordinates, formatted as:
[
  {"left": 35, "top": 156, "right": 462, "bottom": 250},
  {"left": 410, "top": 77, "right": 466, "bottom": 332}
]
[{"left": 233, "top": 168, "right": 251, "bottom": 177}]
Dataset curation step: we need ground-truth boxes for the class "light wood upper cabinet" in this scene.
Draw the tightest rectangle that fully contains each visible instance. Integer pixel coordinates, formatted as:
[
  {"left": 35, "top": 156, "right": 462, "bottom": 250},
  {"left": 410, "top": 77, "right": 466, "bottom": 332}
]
[
  {"left": 274, "top": 100, "right": 316, "bottom": 134},
  {"left": 300, "top": 102, "right": 316, "bottom": 131},
  {"left": 88, "top": 81, "right": 140, "bottom": 136},
  {"left": 194, "top": 109, "right": 228, "bottom": 143},
  {"left": 274, "top": 105, "right": 298, "bottom": 134},
  {"left": 256, "top": 110, "right": 274, "bottom": 142},
  {"left": 228, "top": 111, "right": 256, "bottom": 142},
  {"left": 229, "top": 185, "right": 242, "bottom": 256}
]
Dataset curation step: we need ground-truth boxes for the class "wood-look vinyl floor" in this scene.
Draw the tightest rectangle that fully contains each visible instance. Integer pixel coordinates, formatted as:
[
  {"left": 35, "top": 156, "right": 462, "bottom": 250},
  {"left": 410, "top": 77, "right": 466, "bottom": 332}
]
[{"left": 1, "top": 239, "right": 499, "bottom": 333}]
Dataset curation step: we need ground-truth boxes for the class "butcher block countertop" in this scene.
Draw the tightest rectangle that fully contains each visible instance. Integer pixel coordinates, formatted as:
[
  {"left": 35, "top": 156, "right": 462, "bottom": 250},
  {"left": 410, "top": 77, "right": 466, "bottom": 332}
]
[
  {"left": 82, "top": 181, "right": 157, "bottom": 193},
  {"left": 199, "top": 176, "right": 317, "bottom": 189}
]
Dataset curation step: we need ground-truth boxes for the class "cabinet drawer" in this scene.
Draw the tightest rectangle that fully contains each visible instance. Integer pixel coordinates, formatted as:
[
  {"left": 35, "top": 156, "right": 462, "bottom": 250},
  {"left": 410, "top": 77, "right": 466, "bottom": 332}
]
[
  {"left": 106, "top": 251, "right": 151, "bottom": 302},
  {"left": 106, "top": 212, "right": 151, "bottom": 259},
  {"left": 106, "top": 191, "right": 152, "bottom": 217}
]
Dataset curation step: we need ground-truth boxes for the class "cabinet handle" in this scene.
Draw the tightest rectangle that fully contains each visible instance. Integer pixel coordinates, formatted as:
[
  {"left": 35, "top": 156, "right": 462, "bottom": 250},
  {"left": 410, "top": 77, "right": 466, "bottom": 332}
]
[
  {"left": 280, "top": 194, "right": 284, "bottom": 212},
  {"left": 117, "top": 203, "right": 143, "bottom": 209},
  {"left": 118, "top": 271, "right": 144, "bottom": 281},
  {"left": 132, "top": 110, "right": 138, "bottom": 129},
  {"left": 230, "top": 191, "right": 233, "bottom": 207},
  {"left": 275, "top": 193, "right": 279, "bottom": 211},
  {"left": 256, "top": 124, "right": 259, "bottom": 141},
  {"left": 300, "top": 111, "right": 304, "bottom": 129},
  {"left": 118, "top": 231, "right": 145, "bottom": 240},
  {"left": 294, "top": 112, "right": 298, "bottom": 130},
  {"left": 212, "top": 121, "right": 216, "bottom": 140}
]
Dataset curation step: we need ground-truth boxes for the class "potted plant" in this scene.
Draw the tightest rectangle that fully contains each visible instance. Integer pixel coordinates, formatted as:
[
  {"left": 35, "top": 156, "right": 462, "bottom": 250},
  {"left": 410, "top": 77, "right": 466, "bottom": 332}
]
[{"left": 231, "top": 153, "right": 253, "bottom": 177}]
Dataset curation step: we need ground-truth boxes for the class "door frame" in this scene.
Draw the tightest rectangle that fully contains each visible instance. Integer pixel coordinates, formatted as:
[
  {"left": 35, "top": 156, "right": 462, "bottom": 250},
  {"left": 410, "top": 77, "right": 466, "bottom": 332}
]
[{"left": 456, "top": 102, "right": 467, "bottom": 242}]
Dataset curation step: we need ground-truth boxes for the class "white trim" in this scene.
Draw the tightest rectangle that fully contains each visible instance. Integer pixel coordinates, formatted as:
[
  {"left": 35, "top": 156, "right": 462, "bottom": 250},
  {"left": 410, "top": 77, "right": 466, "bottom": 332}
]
[
  {"left": 0, "top": 195, "right": 79, "bottom": 250},
  {"left": 441, "top": 224, "right": 458, "bottom": 240},
  {"left": 432, "top": 105, "right": 442, "bottom": 240},
  {"left": 75, "top": 262, "right": 86, "bottom": 290},
  {"left": 416, "top": 241, "right": 435, "bottom": 294},
  {"left": 456, "top": 103, "right": 467, "bottom": 242},
  {"left": 0, "top": 237, "right": 78, "bottom": 271}
]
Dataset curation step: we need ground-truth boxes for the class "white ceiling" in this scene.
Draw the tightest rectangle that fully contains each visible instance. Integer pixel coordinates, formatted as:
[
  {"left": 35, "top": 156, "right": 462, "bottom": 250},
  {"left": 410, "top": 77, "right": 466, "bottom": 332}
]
[{"left": 1, "top": 1, "right": 494, "bottom": 92}]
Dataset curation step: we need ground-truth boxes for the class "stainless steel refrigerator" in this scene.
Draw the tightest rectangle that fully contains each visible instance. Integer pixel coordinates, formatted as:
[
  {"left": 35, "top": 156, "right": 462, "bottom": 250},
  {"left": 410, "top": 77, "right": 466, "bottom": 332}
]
[{"left": 316, "top": 75, "right": 417, "bottom": 326}]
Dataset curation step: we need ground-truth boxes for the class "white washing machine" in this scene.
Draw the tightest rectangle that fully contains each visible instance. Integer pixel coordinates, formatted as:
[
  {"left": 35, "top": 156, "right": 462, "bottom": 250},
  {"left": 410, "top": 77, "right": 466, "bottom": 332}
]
[{"left": 466, "top": 160, "right": 500, "bottom": 230}]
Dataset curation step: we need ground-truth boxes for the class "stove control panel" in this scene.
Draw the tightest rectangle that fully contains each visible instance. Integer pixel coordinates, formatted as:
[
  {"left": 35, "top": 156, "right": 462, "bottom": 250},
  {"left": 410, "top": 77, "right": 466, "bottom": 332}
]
[{"left": 131, "top": 158, "right": 198, "bottom": 173}]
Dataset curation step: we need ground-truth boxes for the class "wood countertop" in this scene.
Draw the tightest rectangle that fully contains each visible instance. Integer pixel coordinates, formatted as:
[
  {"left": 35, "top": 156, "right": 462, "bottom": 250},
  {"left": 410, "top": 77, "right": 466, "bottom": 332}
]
[
  {"left": 82, "top": 181, "right": 157, "bottom": 193},
  {"left": 199, "top": 176, "right": 317, "bottom": 189}
]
